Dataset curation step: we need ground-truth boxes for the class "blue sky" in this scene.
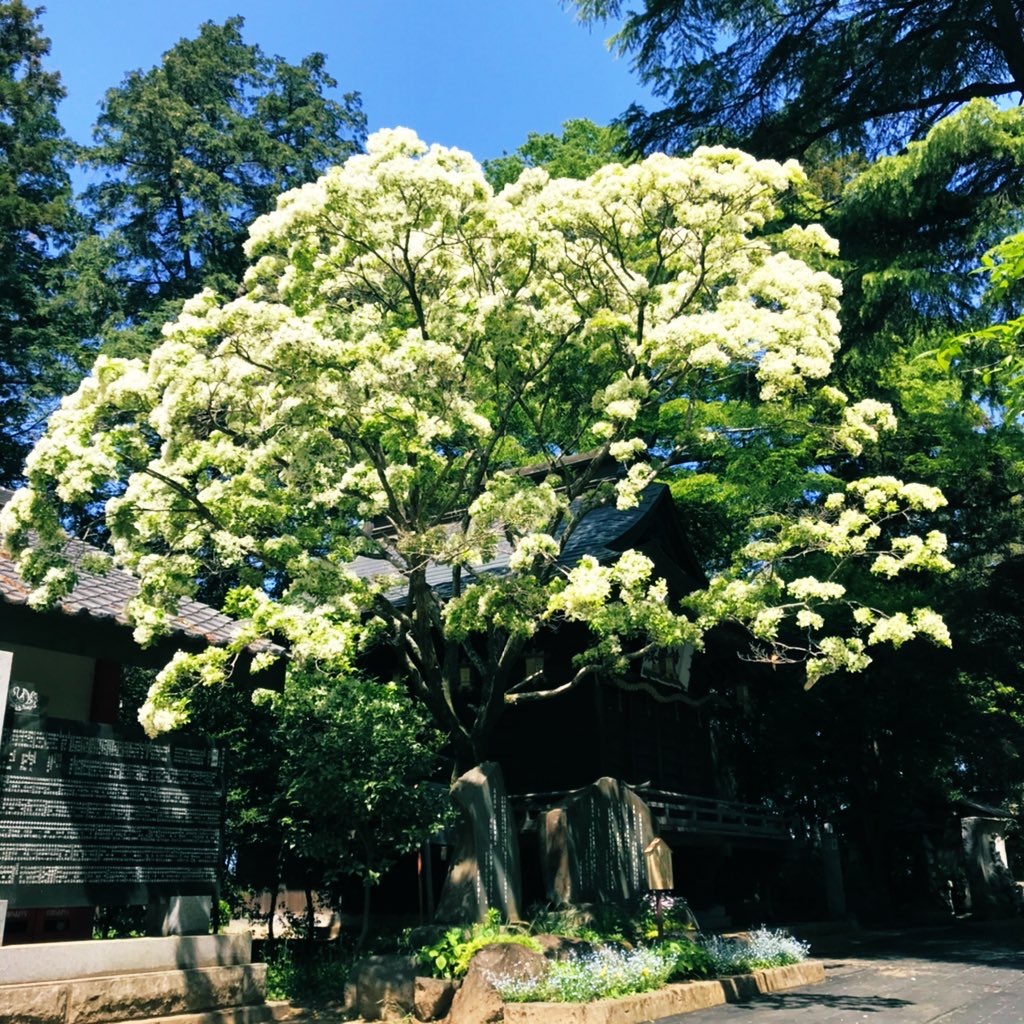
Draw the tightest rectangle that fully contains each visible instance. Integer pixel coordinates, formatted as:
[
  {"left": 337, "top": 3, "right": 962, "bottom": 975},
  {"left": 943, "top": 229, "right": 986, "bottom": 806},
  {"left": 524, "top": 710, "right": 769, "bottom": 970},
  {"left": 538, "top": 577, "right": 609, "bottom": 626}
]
[{"left": 38, "top": 1, "right": 652, "bottom": 162}]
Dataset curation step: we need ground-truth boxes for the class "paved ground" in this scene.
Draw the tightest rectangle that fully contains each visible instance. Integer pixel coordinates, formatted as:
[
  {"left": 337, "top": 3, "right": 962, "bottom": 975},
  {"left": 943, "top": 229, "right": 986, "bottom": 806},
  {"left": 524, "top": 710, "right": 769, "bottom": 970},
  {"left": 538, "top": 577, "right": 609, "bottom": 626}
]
[{"left": 655, "top": 920, "right": 1024, "bottom": 1024}]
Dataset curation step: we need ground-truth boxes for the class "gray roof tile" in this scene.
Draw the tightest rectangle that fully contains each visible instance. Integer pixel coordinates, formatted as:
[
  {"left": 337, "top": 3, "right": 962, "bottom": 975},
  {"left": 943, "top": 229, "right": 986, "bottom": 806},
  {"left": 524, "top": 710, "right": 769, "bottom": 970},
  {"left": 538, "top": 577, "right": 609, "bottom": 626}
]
[
  {"left": 353, "top": 483, "right": 668, "bottom": 601},
  {"left": 0, "top": 489, "right": 247, "bottom": 648}
]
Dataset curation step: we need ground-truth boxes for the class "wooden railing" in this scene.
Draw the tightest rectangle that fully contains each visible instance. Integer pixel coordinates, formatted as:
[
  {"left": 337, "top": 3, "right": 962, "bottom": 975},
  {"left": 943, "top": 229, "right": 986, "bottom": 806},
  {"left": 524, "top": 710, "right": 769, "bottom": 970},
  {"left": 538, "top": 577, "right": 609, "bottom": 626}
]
[
  {"left": 511, "top": 785, "right": 796, "bottom": 842},
  {"left": 634, "top": 787, "right": 796, "bottom": 840}
]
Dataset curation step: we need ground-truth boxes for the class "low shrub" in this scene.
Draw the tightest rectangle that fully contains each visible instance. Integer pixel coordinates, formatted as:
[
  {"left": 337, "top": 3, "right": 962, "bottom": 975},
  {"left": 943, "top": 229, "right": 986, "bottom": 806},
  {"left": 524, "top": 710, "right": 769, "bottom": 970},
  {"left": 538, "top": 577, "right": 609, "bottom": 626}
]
[
  {"left": 528, "top": 903, "right": 630, "bottom": 944},
  {"left": 527, "top": 894, "right": 697, "bottom": 946},
  {"left": 660, "top": 938, "right": 716, "bottom": 981},
  {"left": 492, "top": 945, "right": 673, "bottom": 1003},
  {"left": 699, "top": 927, "right": 810, "bottom": 974},
  {"left": 415, "top": 909, "right": 542, "bottom": 980}
]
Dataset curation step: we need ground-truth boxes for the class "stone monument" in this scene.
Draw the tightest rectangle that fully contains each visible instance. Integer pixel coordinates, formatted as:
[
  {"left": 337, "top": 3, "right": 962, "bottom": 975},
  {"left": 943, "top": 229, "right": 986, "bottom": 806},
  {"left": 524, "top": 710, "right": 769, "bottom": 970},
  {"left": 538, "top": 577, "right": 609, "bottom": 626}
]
[
  {"left": 539, "top": 777, "right": 657, "bottom": 906},
  {"left": 436, "top": 762, "right": 522, "bottom": 922}
]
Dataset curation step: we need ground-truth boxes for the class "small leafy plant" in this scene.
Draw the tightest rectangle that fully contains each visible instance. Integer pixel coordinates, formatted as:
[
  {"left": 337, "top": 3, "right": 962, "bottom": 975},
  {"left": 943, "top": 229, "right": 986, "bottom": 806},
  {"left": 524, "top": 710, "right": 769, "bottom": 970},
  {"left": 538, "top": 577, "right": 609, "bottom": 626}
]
[
  {"left": 263, "top": 941, "right": 350, "bottom": 1003},
  {"left": 660, "top": 938, "right": 716, "bottom": 980},
  {"left": 415, "top": 909, "right": 543, "bottom": 980}
]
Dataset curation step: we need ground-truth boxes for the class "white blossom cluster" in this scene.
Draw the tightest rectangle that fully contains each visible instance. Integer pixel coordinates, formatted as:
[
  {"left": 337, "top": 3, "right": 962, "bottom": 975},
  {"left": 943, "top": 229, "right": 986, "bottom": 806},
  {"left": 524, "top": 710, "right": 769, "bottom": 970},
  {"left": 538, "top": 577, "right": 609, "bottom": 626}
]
[{"left": 0, "top": 128, "right": 951, "bottom": 731}]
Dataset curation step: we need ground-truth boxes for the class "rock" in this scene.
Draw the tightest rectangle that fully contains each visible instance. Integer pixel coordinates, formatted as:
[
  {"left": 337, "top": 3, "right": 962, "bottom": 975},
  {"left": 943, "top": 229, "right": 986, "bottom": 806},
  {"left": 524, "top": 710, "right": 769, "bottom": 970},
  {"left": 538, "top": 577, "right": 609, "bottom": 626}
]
[
  {"left": 350, "top": 954, "right": 417, "bottom": 1021},
  {"left": 961, "top": 816, "right": 1022, "bottom": 918},
  {"left": 444, "top": 942, "right": 547, "bottom": 1024},
  {"left": 415, "top": 976, "right": 459, "bottom": 1021},
  {"left": 436, "top": 762, "right": 523, "bottom": 923}
]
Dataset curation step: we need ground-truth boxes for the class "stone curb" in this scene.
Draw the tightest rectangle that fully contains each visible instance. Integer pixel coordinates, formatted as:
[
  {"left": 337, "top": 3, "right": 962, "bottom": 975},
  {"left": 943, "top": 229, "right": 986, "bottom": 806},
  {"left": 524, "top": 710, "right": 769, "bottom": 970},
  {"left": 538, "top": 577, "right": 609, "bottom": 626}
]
[{"left": 503, "top": 960, "right": 826, "bottom": 1024}]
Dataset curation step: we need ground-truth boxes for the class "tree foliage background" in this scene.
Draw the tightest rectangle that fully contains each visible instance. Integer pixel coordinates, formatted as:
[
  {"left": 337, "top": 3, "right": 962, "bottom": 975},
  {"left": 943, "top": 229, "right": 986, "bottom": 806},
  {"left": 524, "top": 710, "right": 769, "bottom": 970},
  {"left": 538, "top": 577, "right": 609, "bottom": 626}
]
[{"left": 573, "top": 0, "right": 1024, "bottom": 160}]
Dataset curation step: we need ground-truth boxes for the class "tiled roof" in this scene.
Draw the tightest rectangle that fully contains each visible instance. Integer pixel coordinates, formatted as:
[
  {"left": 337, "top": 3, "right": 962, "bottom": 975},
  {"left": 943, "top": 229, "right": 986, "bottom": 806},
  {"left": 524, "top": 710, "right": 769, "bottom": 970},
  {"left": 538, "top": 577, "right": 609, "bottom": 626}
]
[
  {"left": 0, "top": 482, "right": 676, "bottom": 640},
  {"left": 350, "top": 483, "right": 669, "bottom": 601},
  {"left": 0, "top": 489, "right": 246, "bottom": 648}
]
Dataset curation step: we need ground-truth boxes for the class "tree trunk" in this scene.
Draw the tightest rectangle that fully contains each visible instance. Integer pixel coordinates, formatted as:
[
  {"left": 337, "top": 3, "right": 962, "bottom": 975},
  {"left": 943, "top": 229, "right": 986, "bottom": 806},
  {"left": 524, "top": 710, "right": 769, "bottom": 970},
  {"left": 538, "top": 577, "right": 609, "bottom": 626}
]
[
  {"left": 304, "top": 876, "right": 315, "bottom": 945},
  {"left": 357, "top": 876, "right": 372, "bottom": 952}
]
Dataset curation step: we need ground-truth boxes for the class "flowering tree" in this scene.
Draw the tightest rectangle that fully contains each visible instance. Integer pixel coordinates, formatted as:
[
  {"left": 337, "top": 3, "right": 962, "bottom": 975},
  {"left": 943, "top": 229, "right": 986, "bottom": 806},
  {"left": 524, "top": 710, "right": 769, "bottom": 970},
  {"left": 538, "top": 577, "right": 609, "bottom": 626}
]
[{"left": 0, "top": 129, "right": 952, "bottom": 768}]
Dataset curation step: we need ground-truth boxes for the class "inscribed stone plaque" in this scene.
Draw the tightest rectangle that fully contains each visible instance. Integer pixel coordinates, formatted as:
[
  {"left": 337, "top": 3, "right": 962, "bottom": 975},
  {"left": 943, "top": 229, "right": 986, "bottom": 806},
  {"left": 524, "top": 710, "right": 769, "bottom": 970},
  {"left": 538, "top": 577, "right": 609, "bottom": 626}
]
[{"left": 0, "top": 712, "right": 223, "bottom": 909}]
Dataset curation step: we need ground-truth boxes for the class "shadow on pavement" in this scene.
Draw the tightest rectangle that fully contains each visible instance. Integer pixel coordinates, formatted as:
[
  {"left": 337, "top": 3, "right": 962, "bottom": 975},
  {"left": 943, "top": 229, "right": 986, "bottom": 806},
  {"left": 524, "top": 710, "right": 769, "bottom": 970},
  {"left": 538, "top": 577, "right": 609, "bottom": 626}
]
[
  {"left": 804, "top": 918, "right": 1024, "bottom": 971},
  {"left": 723, "top": 993, "right": 914, "bottom": 1013}
]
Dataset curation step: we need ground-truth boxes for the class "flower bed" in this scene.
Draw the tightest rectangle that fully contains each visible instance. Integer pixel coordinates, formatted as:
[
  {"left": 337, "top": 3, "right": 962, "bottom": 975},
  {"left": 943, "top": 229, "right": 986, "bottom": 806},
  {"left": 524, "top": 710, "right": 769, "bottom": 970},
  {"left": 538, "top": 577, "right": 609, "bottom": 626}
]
[
  {"left": 488, "top": 927, "right": 811, "bottom": 1005},
  {"left": 408, "top": 918, "right": 823, "bottom": 1023},
  {"left": 500, "top": 961, "right": 827, "bottom": 1024}
]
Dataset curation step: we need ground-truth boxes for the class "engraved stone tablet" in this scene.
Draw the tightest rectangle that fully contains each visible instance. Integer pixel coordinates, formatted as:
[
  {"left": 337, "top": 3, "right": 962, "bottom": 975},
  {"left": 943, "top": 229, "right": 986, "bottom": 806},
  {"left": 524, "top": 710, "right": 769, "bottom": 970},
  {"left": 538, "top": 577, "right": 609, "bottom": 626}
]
[{"left": 0, "top": 712, "right": 223, "bottom": 909}]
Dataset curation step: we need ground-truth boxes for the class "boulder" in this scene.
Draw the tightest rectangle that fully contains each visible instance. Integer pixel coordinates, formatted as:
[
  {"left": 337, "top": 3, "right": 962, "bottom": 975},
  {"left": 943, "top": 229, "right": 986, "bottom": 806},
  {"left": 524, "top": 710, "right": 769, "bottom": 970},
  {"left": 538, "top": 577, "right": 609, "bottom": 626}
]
[
  {"left": 415, "top": 976, "right": 459, "bottom": 1021},
  {"left": 444, "top": 942, "right": 547, "bottom": 1024},
  {"left": 350, "top": 954, "right": 417, "bottom": 1021}
]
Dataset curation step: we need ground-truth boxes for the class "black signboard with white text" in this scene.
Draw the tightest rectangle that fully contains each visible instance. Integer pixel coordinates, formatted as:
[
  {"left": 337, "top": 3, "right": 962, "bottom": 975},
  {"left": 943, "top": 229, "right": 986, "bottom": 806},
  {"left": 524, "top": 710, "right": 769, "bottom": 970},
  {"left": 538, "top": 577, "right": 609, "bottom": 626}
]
[{"left": 0, "top": 713, "right": 223, "bottom": 909}]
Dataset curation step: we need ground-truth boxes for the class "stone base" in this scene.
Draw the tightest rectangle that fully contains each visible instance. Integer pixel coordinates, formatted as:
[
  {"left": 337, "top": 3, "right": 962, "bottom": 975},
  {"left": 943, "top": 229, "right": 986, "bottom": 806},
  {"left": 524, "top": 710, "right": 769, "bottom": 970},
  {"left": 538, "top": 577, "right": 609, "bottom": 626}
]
[
  {"left": 1, "top": 963, "right": 267, "bottom": 1024},
  {"left": 80, "top": 1007, "right": 291, "bottom": 1024},
  {"left": 502, "top": 961, "right": 826, "bottom": 1024}
]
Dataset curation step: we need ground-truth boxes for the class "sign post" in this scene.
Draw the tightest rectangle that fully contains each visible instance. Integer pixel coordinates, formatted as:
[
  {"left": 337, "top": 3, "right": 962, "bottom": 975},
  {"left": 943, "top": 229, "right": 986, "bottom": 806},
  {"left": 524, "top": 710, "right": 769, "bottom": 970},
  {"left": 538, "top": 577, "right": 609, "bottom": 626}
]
[
  {"left": 0, "top": 649, "right": 11, "bottom": 944},
  {"left": 644, "top": 837, "right": 674, "bottom": 941},
  {"left": 0, "top": 712, "right": 222, "bottom": 914}
]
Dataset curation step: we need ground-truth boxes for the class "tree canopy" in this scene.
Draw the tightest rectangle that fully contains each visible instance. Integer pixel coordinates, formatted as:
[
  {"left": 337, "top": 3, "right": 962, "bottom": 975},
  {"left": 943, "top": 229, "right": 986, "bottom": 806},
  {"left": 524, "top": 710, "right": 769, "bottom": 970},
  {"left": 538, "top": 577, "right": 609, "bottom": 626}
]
[
  {"left": 78, "top": 16, "right": 366, "bottom": 355},
  {"left": 483, "top": 117, "right": 632, "bottom": 190},
  {"left": 0, "top": 1, "right": 84, "bottom": 483},
  {"left": 573, "top": 0, "right": 1024, "bottom": 159},
  {"left": 1, "top": 131, "right": 952, "bottom": 770}
]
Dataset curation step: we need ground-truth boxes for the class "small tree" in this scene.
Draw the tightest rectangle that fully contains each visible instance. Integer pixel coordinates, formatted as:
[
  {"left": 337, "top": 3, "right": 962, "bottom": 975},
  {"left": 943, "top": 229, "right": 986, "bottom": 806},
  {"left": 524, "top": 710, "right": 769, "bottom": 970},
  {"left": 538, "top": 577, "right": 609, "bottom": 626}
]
[{"left": 275, "top": 674, "right": 450, "bottom": 949}]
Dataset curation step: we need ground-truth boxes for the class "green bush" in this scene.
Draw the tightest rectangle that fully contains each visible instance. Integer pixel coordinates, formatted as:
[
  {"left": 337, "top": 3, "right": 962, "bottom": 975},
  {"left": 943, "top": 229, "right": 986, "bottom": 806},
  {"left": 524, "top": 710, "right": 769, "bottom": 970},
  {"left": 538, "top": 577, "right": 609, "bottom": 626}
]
[
  {"left": 660, "top": 938, "right": 716, "bottom": 980},
  {"left": 527, "top": 895, "right": 698, "bottom": 946},
  {"left": 415, "top": 909, "right": 543, "bottom": 980},
  {"left": 527, "top": 905, "right": 613, "bottom": 944}
]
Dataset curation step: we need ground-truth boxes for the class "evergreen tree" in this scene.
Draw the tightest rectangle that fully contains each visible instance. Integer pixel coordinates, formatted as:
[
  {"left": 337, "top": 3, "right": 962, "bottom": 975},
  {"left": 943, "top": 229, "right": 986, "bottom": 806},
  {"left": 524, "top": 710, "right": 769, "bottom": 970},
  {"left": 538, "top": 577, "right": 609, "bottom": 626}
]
[
  {"left": 573, "top": 0, "right": 1024, "bottom": 159},
  {"left": 79, "top": 17, "right": 367, "bottom": 355},
  {"left": 0, "top": 1, "right": 82, "bottom": 482}
]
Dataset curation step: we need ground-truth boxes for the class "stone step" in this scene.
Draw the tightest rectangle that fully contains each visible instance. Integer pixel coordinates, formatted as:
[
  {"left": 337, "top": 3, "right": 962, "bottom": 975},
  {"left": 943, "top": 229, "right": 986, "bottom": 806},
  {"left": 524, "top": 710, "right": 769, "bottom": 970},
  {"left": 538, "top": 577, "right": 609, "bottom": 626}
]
[
  {"left": 154, "top": 1005, "right": 351, "bottom": 1024},
  {"left": 80, "top": 1005, "right": 287, "bottom": 1024},
  {"left": 0, "top": 962, "right": 268, "bottom": 1024}
]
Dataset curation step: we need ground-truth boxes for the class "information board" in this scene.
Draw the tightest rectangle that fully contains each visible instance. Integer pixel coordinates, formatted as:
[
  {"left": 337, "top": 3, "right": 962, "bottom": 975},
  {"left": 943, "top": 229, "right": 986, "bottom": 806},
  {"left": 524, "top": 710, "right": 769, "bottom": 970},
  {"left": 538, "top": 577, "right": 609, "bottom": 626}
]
[{"left": 0, "top": 713, "right": 223, "bottom": 909}]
